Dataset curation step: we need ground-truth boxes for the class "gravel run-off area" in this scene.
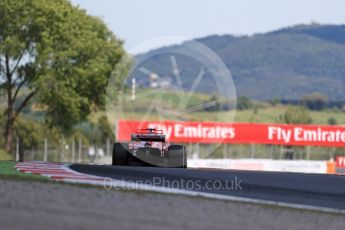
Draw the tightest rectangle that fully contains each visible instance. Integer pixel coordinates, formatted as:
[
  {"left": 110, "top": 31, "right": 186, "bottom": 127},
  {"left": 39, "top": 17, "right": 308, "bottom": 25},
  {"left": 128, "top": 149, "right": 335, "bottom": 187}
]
[{"left": 0, "top": 180, "right": 344, "bottom": 230}]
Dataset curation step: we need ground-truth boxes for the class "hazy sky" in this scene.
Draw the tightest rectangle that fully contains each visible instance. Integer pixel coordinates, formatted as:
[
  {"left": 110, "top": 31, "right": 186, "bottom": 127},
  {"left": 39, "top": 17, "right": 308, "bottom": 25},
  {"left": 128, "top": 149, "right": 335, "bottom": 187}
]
[{"left": 71, "top": 0, "right": 345, "bottom": 53}]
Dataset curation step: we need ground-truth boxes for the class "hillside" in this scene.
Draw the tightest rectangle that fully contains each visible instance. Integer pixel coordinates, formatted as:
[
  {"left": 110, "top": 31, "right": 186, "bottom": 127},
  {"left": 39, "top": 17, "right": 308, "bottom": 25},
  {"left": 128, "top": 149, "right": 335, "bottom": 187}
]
[{"left": 133, "top": 24, "right": 345, "bottom": 101}]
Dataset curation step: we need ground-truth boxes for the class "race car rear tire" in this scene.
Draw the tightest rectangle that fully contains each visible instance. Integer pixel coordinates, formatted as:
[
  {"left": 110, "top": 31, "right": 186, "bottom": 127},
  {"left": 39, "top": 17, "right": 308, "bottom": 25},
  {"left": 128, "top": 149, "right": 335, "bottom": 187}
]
[
  {"left": 112, "top": 143, "right": 129, "bottom": 166},
  {"left": 167, "top": 145, "right": 187, "bottom": 168}
]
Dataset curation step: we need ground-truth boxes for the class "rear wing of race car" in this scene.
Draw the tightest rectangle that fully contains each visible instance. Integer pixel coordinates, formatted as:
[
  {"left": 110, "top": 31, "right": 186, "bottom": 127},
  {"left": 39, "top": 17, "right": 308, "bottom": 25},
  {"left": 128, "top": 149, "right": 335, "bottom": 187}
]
[{"left": 131, "top": 129, "right": 165, "bottom": 142}]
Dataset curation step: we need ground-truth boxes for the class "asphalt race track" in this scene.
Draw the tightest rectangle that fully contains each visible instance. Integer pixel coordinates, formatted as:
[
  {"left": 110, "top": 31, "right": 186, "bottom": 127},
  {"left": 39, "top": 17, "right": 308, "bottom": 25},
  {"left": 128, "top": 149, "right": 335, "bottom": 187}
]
[{"left": 70, "top": 164, "right": 345, "bottom": 211}]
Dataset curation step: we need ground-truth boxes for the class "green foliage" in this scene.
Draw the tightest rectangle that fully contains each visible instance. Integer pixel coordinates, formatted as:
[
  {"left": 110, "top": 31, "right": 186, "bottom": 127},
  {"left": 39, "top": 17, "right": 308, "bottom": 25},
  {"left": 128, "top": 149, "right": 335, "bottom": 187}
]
[
  {"left": 73, "top": 118, "right": 113, "bottom": 146},
  {"left": 237, "top": 96, "right": 253, "bottom": 110},
  {"left": 0, "top": 0, "right": 126, "bottom": 134},
  {"left": 14, "top": 117, "right": 61, "bottom": 149},
  {"left": 98, "top": 116, "right": 115, "bottom": 142},
  {"left": 273, "top": 24, "right": 345, "bottom": 45},
  {"left": 327, "top": 117, "right": 337, "bottom": 125},
  {"left": 70, "top": 130, "right": 90, "bottom": 147},
  {"left": 277, "top": 106, "right": 312, "bottom": 124},
  {"left": 0, "top": 112, "right": 5, "bottom": 146},
  {"left": 301, "top": 92, "right": 329, "bottom": 111},
  {"left": 0, "top": 149, "right": 13, "bottom": 160},
  {"left": 201, "top": 94, "right": 221, "bottom": 112},
  {"left": 14, "top": 116, "right": 91, "bottom": 150},
  {"left": 270, "top": 97, "right": 280, "bottom": 106}
]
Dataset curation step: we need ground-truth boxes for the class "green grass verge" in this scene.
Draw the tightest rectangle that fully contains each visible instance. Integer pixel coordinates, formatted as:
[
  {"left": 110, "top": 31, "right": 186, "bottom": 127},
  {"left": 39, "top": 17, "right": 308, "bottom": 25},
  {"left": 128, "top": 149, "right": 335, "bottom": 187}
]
[
  {"left": 0, "top": 161, "right": 49, "bottom": 182},
  {"left": 0, "top": 161, "right": 108, "bottom": 190}
]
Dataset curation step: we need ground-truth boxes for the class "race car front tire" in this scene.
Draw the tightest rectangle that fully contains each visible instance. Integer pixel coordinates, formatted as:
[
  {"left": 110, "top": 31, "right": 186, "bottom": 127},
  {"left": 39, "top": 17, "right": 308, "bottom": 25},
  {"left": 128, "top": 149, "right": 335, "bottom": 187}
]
[{"left": 112, "top": 143, "right": 129, "bottom": 166}]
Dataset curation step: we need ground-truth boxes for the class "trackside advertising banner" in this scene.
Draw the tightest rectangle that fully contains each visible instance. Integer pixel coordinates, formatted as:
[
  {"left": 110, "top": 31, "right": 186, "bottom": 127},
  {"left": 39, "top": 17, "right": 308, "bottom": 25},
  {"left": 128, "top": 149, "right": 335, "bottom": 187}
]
[
  {"left": 336, "top": 156, "right": 345, "bottom": 168},
  {"left": 117, "top": 120, "right": 345, "bottom": 147}
]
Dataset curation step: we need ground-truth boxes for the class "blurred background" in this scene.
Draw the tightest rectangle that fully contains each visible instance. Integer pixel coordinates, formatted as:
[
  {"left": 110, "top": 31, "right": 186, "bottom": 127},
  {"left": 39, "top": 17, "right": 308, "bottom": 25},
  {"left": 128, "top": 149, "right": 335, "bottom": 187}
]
[{"left": 1, "top": 0, "right": 345, "bottom": 173}]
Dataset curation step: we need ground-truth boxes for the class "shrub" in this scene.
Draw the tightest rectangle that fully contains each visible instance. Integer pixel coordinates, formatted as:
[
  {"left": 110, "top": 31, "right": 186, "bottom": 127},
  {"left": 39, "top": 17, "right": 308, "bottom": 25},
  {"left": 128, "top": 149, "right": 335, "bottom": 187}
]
[{"left": 0, "top": 149, "right": 13, "bottom": 161}]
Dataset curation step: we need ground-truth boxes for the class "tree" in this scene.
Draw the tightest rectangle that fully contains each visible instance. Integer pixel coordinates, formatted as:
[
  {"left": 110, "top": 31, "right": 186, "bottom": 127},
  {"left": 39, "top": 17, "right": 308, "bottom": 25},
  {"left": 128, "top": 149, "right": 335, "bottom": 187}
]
[
  {"left": 14, "top": 117, "right": 61, "bottom": 150},
  {"left": 327, "top": 117, "right": 337, "bottom": 125},
  {"left": 301, "top": 92, "right": 329, "bottom": 110},
  {"left": 237, "top": 96, "right": 253, "bottom": 110},
  {"left": 277, "top": 106, "right": 312, "bottom": 160},
  {"left": 0, "top": 0, "right": 126, "bottom": 152},
  {"left": 270, "top": 97, "right": 280, "bottom": 107},
  {"left": 202, "top": 94, "right": 221, "bottom": 112},
  {"left": 278, "top": 106, "right": 312, "bottom": 124},
  {"left": 98, "top": 116, "right": 115, "bottom": 142}
]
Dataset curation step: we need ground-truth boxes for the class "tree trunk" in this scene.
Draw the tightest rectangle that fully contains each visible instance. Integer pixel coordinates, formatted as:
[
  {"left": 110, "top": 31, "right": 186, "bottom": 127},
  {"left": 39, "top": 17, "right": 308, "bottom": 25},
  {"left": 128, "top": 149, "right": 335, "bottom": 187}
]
[
  {"left": 4, "top": 96, "right": 14, "bottom": 152},
  {"left": 5, "top": 115, "right": 15, "bottom": 153},
  {"left": 18, "top": 138, "right": 24, "bottom": 162},
  {"left": 4, "top": 53, "right": 14, "bottom": 153},
  {"left": 3, "top": 52, "right": 34, "bottom": 153}
]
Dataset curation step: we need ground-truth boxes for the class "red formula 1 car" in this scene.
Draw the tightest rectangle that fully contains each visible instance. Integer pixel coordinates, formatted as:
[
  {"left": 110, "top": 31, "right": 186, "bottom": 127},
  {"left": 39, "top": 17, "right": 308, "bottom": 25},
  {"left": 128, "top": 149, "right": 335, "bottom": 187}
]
[{"left": 112, "top": 128, "right": 187, "bottom": 168}]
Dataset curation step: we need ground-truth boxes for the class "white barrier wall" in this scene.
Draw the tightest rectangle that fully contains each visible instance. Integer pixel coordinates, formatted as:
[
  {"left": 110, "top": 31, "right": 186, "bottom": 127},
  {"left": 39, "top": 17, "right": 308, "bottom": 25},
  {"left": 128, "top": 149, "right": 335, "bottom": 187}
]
[
  {"left": 97, "top": 156, "right": 328, "bottom": 174},
  {"left": 188, "top": 159, "right": 328, "bottom": 174}
]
